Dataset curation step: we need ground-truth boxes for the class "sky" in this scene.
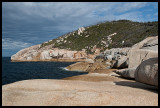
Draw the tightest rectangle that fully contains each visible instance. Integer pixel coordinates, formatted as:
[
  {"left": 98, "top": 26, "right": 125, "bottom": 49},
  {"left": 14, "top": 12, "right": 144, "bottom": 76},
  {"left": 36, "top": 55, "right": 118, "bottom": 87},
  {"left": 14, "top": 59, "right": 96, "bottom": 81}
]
[{"left": 2, "top": 2, "right": 158, "bottom": 57}]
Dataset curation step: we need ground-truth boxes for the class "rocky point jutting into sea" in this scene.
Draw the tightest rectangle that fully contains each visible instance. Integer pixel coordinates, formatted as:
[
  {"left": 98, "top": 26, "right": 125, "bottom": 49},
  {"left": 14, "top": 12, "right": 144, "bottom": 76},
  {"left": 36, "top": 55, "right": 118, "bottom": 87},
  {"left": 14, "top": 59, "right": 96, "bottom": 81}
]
[{"left": 3, "top": 20, "right": 158, "bottom": 106}]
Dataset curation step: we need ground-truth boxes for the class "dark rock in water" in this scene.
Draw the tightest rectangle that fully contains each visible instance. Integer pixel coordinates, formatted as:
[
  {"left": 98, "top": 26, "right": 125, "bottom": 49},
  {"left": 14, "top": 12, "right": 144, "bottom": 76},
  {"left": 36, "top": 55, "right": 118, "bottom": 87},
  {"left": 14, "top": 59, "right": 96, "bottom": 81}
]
[{"left": 135, "top": 57, "right": 158, "bottom": 87}]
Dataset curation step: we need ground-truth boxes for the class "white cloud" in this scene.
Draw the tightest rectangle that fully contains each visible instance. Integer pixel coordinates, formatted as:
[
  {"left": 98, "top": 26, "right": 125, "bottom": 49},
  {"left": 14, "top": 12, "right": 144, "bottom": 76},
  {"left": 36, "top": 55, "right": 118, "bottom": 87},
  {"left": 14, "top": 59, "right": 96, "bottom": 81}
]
[
  {"left": 113, "top": 2, "right": 148, "bottom": 13},
  {"left": 2, "top": 38, "right": 32, "bottom": 50},
  {"left": 115, "top": 11, "right": 144, "bottom": 22},
  {"left": 2, "top": 2, "right": 158, "bottom": 34},
  {"left": 2, "top": 2, "right": 149, "bottom": 21}
]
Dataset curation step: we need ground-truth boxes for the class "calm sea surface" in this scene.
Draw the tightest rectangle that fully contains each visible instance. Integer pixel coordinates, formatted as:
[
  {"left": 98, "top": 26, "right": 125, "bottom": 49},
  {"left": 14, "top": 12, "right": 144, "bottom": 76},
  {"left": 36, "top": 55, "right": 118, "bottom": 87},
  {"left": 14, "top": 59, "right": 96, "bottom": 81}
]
[{"left": 2, "top": 57, "right": 88, "bottom": 85}]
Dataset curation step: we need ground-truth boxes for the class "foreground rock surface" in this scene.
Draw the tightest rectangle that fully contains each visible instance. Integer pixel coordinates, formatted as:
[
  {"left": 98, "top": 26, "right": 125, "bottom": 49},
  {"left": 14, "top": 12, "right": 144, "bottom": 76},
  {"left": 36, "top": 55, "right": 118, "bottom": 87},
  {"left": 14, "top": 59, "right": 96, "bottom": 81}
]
[{"left": 2, "top": 77, "right": 157, "bottom": 106}]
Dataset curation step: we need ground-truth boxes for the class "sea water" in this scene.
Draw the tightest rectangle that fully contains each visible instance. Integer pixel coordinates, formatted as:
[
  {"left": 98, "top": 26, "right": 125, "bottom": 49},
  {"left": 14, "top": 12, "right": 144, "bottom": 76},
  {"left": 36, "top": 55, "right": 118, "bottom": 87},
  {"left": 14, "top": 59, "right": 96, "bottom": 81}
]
[{"left": 2, "top": 57, "right": 88, "bottom": 85}]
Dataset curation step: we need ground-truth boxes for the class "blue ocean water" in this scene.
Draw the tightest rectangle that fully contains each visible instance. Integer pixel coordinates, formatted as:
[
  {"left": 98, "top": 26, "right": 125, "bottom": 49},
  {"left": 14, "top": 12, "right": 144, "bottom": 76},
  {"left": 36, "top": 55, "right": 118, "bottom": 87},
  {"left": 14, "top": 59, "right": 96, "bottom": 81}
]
[{"left": 2, "top": 57, "right": 88, "bottom": 85}]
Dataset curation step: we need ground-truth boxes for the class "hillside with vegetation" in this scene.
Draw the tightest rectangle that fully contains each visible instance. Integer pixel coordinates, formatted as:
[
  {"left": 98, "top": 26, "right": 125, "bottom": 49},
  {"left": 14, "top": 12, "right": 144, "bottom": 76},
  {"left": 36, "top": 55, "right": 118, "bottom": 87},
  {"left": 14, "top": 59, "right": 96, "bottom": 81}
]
[{"left": 40, "top": 20, "right": 158, "bottom": 54}]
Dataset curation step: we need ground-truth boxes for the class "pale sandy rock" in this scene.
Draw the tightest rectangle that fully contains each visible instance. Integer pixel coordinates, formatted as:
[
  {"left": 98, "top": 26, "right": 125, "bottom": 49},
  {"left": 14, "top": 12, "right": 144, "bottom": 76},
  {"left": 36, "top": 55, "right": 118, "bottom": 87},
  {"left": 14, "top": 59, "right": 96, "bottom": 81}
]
[
  {"left": 32, "top": 51, "right": 38, "bottom": 57},
  {"left": 11, "top": 44, "right": 40, "bottom": 61},
  {"left": 61, "top": 38, "right": 64, "bottom": 41},
  {"left": 112, "top": 56, "right": 128, "bottom": 69},
  {"left": 122, "top": 40, "right": 124, "bottom": 44},
  {"left": 40, "top": 50, "right": 52, "bottom": 60},
  {"left": 63, "top": 53, "right": 68, "bottom": 58},
  {"left": 128, "top": 49, "right": 158, "bottom": 68},
  {"left": 78, "top": 27, "right": 85, "bottom": 35},
  {"left": 87, "top": 54, "right": 96, "bottom": 59},
  {"left": 56, "top": 40, "right": 60, "bottom": 43},
  {"left": 48, "top": 50, "right": 54, "bottom": 57},
  {"left": 94, "top": 48, "right": 101, "bottom": 54},
  {"left": 104, "top": 47, "right": 131, "bottom": 58},
  {"left": 64, "top": 40, "right": 67, "bottom": 43},
  {"left": 105, "top": 61, "right": 111, "bottom": 66},
  {"left": 82, "top": 49, "right": 85, "bottom": 51},
  {"left": 2, "top": 79, "right": 158, "bottom": 106},
  {"left": 128, "top": 36, "right": 158, "bottom": 68},
  {"left": 113, "top": 36, "right": 158, "bottom": 83},
  {"left": 66, "top": 61, "right": 107, "bottom": 72},
  {"left": 66, "top": 62, "right": 90, "bottom": 72},
  {"left": 58, "top": 49, "right": 67, "bottom": 56},
  {"left": 86, "top": 62, "right": 107, "bottom": 72},
  {"left": 101, "top": 41, "right": 107, "bottom": 45},
  {"left": 85, "top": 35, "right": 89, "bottom": 37},
  {"left": 51, "top": 49, "right": 59, "bottom": 57},
  {"left": 135, "top": 57, "right": 158, "bottom": 87},
  {"left": 140, "top": 38, "right": 158, "bottom": 51},
  {"left": 105, "top": 55, "right": 112, "bottom": 61},
  {"left": 85, "top": 59, "right": 94, "bottom": 63},
  {"left": 74, "top": 52, "right": 82, "bottom": 59},
  {"left": 22, "top": 50, "right": 38, "bottom": 60},
  {"left": 130, "top": 36, "right": 158, "bottom": 50},
  {"left": 26, "top": 56, "right": 32, "bottom": 60},
  {"left": 74, "top": 51, "right": 87, "bottom": 59},
  {"left": 42, "top": 49, "right": 88, "bottom": 60},
  {"left": 65, "top": 51, "right": 75, "bottom": 58}
]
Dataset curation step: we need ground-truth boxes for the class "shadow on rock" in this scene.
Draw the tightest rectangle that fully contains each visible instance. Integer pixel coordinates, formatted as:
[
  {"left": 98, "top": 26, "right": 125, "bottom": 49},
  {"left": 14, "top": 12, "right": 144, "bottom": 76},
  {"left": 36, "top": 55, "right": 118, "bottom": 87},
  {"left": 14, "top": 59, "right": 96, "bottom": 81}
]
[
  {"left": 111, "top": 74, "right": 135, "bottom": 80},
  {"left": 114, "top": 81, "right": 158, "bottom": 93}
]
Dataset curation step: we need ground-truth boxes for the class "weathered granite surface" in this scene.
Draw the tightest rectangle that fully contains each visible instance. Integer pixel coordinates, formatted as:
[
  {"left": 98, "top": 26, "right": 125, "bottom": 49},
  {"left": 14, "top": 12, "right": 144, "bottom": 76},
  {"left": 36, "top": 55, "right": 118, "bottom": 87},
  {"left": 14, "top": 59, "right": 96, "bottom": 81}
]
[
  {"left": 2, "top": 76, "right": 158, "bottom": 106},
  {"left": 135, "top": 57, "right": 158, "bottom": 87}
]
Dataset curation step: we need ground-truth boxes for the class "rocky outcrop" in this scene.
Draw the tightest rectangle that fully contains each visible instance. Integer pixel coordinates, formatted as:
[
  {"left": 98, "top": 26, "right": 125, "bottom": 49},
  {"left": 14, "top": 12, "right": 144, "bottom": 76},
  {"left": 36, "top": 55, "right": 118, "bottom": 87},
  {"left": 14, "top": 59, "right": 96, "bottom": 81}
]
[
  {"left": 78, "top": 27, "right": 85, "bottom": 35},
  {"left": 112, "top": 36, "right": 158, "bottom": 87},
  {"left": 113, "top": 67, "right": 136, "bottom": 79},
  {"left": 11, "top": 44, "right": 40, "bottom": 61},
  {"left": 128, "top": 49, "right": 158, "bottom": 68},
  {"left": 85, "top": 59, "right": 94, "bottom": 63},
  {"left": 135, "top": 57, "right": 158, "bottom": 87},
  {"left": 100, "top": 36, "right": 158, "bottom": 70},
  {"left": 95, "top": 47, "right": 131, "bottom": 69},
  {"left": 66, "top": 62, "right": 91, "bottom": 72},
  {"left": 11, "top": 47, "right": 90, "bottom": 62},
  {"left": 2, "top": 79, "right": 158, "bottom": 106},
  {"left": 111, "top": 56, "right": 128, "bottom": 69},
  {"left": 66, "top": 61, "right": 108, "bottom": 73},
  {"left": 128, "top": 36, "right": 158, "bottom": 68}
]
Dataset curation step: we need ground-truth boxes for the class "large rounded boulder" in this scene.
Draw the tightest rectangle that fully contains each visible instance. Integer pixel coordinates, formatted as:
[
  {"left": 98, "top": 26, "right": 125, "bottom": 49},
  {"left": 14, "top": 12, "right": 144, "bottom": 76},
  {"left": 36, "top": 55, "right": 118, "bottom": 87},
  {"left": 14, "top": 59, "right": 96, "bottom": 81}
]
[{"left": 135, "top": 57, "right": 158, "bottom": 87}]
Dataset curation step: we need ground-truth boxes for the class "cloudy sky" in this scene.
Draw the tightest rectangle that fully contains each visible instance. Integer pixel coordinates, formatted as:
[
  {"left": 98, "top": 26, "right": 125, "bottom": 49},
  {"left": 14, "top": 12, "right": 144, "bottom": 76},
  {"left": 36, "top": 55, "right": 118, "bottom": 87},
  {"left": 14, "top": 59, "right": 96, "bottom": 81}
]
[{"left": 2, "top": 2, "right": 158, "bottom": 57}]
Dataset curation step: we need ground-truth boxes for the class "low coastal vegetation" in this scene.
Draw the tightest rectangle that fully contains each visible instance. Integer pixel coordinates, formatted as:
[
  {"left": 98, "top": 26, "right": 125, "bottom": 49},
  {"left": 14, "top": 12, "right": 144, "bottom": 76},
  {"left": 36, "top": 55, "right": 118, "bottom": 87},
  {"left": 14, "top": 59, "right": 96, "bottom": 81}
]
[{"left": 40, "top": 20, "right": 158, "bottom": 54}]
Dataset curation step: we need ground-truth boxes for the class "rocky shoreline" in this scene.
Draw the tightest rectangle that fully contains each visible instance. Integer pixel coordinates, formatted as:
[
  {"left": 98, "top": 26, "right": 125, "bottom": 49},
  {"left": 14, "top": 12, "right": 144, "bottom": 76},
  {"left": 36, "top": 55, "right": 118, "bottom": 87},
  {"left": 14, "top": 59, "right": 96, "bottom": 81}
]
[
  {"left": 2, "top": 36, "right": 158, "bottom": 106},
  {"left": 64, "top": 36, "right": 158, "bottom": 87},
  {"left": 11, "top": 58, "right": 86, "bottom": 62}
]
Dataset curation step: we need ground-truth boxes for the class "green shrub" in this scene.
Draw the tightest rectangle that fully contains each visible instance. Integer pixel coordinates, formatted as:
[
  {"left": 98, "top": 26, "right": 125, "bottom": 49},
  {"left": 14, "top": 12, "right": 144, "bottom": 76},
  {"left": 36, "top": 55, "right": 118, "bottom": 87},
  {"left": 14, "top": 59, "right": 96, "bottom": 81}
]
[{"left": 40, "top": 20, "right": 158, "bottom": 53}]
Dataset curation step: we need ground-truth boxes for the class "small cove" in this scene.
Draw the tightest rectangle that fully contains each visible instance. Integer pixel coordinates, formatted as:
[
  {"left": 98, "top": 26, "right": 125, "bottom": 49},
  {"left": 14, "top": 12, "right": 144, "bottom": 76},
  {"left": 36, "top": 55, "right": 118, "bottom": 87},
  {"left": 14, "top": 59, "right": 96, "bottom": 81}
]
[{"left": 2, "top": 57, "right": 88, "bottom": 85}]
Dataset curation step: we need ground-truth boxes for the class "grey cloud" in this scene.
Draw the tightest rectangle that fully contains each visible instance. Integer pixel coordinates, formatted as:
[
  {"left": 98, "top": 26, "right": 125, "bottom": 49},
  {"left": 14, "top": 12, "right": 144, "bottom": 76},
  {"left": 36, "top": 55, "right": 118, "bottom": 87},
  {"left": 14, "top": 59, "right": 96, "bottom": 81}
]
[{"left": 2, "top": 38, "right": 33, "bottom": 50}]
